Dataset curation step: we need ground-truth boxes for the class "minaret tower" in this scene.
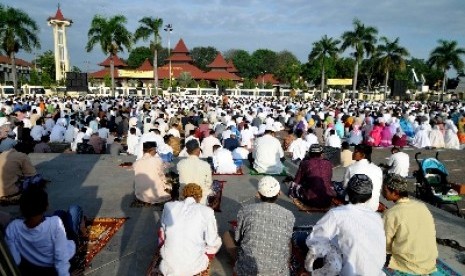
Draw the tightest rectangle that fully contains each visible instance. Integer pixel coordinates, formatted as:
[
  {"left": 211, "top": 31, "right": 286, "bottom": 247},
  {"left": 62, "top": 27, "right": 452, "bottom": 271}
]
[{"left": 47, "top": 4, "right": 72, "bottom": 82}]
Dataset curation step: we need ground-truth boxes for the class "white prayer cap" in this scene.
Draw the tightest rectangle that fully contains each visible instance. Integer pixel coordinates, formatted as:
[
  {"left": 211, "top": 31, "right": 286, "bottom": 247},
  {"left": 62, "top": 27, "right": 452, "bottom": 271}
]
[{"left": 258, "top": 176, "right": 281, "bottom": 197}]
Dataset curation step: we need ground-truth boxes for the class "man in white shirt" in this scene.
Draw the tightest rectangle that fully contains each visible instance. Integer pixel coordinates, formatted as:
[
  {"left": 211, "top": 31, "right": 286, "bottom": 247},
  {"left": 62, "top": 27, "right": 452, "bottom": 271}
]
[
  {"left": 240, "top": 124, "right": 254, "bottom": 149},
  {"left": 200, "top": 130, "right": 221, "bottom": 158},
  {"left": 177, "top": 140, "right": 213, "bottom": 204},
  {"left": 126, "top": 127, "right": 140, "bottom": 155},
  {"left": 384, "top": 147, "right": 410, "bottom": 177},
  {"left": 232, "top": 144, "right": 250, "bottom": 160},
  {"left": 287, "top": 129, "right": 309, "bottom": 161},
  {"left": 305, "top": 128, "right": 319, "bottom": 147},
  {"left": 343, "top": 144, "right": 383, "bottom": 211},
  {"left": 159, "top": 183, "right": 221, "bottom": 276},
  {"left": 212, "top": 145, "right": 237, "bottom": 174},
  {"left": 325, "top": 129, "right": 342, "bottom": 148},
  {"left": 306, "top": 174, "right": 386, "bottom": 276},
  {"left": 64, "top": 121, "right": 78, "bottom": 143},
  {"left": 250, "top": 127, "right": 284, "bottom": 174},
  {"left": 49, "top": 122, "right": 66, "bottom": 143}
]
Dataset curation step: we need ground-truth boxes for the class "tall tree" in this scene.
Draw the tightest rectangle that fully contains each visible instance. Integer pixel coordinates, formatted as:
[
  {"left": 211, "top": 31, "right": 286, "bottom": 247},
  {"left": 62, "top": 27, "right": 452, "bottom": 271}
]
[
  {"left": 308, "top": 35, "right": 340, "bottom": 98},
  {"left": 427, "top": 39, "right": 465, "bottom": 94},
  {"left": 36, "top": 50, "right": 55, "bottom": 80},
  {"left": 0, "top": 5, "right": 40, "bottom": 94},
  {"left": 377, "top": 37, "right": 409, "bottom": 97},
  {"left": 127, "top": 46, "right": 153, "bottom": 68},
  {"left": 86, "top": 15, "right": 132, "bottom": 96},
  {"left": 225, "top": 49, "right": 253, "bottom": 78},
  {"left": 340, "top": 18, "right": 378, "bottom": 94},
  {"left": 191, "top": 46, "right": 218, "bottom": 71},
  {"left": 251, "top": 49, "right": 277, "bottom": 77},
  {"left": 275, "top": 50, "right": 301, "bottom": 84},
  {"left": 134, "top": 16, "right": 163, "bottom": 94}
]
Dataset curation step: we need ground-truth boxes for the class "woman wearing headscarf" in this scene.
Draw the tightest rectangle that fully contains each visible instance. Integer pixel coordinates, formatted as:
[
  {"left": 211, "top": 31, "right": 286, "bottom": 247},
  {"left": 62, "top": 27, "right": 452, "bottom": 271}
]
[
  {"left": 429, "top": 125, "right": 445, "bottom": 148},
  {"left": 412, "top": 124, "right": 431, "bottom": 149},
  {"left": 444, "top": 119, "right": 460, "bottom": 149},
  {"left": 362, "top": 116, "right": 374, "bottom": 143},
  {"left": 348, "top": 124, "right": 363, "bottom": 145},
  {"left": 399, "top": 116, "right": 415, "bottom": 138},
  {"left": 367, "top": 122, "right": 383, "bottom": 147},
  {"left": 392, "top": 128, "right": 408, "bottom": 147},
  {"left": 380, "top": 122, "right": 393, "bottom": 147}
]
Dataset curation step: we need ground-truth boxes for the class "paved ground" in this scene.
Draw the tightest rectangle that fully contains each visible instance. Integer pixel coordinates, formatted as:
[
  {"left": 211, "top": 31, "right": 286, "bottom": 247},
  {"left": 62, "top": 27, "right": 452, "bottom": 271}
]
[{"left": 1, "top": 148, "right": 464, "bottom": 275}]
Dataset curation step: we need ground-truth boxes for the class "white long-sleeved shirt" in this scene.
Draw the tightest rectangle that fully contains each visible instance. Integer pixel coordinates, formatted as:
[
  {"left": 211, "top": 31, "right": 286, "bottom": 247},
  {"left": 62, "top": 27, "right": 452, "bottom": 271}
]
[
  {"left": 387, "top": 152, "right": 410, "bottom": 177},
  {"left": 343, "top": 159, "right": 383, "bottom": 211},
  {"left": 212, "top": 148, "right": 237, "bottom": 174},
  {"left": 30, "top": 125, "right": 48, "bottom": 141},
  {"left": 253, "top": 134, "right": 284, "bottom": 174},
  {"left": 288, "top": 137, "right": 309, "bottom": 160},
  {"left": 159, "top": 197, "right": 222, "bottom": 276},
  {"left": 6, "top": 216, "right": 76, "bottom": 276},
  {"left": 306, "top": 204, "right": 386, "bottom": 276},
  {"left": 200, "top": 135, "right": 221, "bottom": 158},
  {"left": 177, "top": 155, "right": 212, "bottom": 204}
]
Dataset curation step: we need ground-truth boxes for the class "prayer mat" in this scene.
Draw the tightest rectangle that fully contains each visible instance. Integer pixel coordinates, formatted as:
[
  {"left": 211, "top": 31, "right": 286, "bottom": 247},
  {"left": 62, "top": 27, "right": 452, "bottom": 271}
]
[
  {"left": 208, "top": 180, "right": 226, "bottom": 212},
  {"left": 290, "top": 225, "right": 313, "bottom": 276},
  {"left": 146, "top": 248, "right": 211, "bottom": 276},
  {"left": 130, "top": 198, "right": 167, "bottom": 209},
  {"left": 213, "top": 167, "right": 244, "bottom": 175},
  {"left": 249, "top": 168, "right": 288, "bottom": 176},
  {"left": 73, "top": 217, "right": 128, "bottom": 270},
  {"left": 292, "top": 197, "right": 343, "bottom": 213},
  {"left": 119, "top": 162, "right": 133, "bottom": 168},
  {"left": 0, "top": 193, "right": 21, "bottom": 206},
  {"left": 383, "top": 259, "right": 461, "bottom": 276}
]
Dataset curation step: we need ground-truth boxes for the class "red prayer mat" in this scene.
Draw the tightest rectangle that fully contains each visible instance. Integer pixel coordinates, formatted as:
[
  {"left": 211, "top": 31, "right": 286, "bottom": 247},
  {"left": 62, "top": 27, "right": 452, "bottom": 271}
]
[
  {"left": 80, "top": 217, "right": 128, "bottom": 266},
  {"left": 212, "top": 167, "right": 244, "bottom": 175}
]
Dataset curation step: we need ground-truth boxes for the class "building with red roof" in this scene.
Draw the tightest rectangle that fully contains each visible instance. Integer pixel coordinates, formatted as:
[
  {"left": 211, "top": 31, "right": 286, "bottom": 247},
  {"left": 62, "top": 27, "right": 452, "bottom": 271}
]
[
  {"left": 255, "top": 73, "right": 280, "bottom": 85},
  {"left": 203, "top": 52, "right": 241, "bottom": 81},
  {"left": 0, "top": 55, "right": 35, "bottom": 85},
  {"left": 47, "top": 5, "right": 72, "bottom": 81}
]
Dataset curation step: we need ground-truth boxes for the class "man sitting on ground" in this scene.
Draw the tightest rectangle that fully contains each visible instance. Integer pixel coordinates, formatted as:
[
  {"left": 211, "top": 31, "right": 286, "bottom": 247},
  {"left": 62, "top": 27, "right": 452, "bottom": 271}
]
[
  {"left": 177, "top": 139, "right": 212, "bottom": 204},
  {"left": 289, "top": 144, "right": 335, "bottom": 208},
  {"left": 380, "top": 147, "right": 410, "bottom": 177},
  {"left": 223, "top": 176, "right": 295, "bottom": 275},
  {"left": 340, "top": 141, "right": 354, "bottom": 167},
  {"left": 0, "top": 144, "right": 37, "bottom": 198},
  {"left": 212, "top": 145, "right": 238, "bottom": 174},
  {"left": 249, "top": 127, "right": 284, "bottom": 174},
  {"left": 306, "top": 174, "right": 386, "bottom": 275},
  {"left": 287, "top": 129, "right": 309, "bottom": 163},
  {"left": 159, "top": 183, "right": 221, "bottom": 276},
  {"left": 383, "top": 174, "right": 438, "bottom": 275},
  {"left": 34, "top": 135, "right": 52, "bottom": 153},
  {"left": 5, "top": 186, "right": 85, "bottom": 275},
  {"left": 133, "top": 142, "right": 171, "bottom": 204}
]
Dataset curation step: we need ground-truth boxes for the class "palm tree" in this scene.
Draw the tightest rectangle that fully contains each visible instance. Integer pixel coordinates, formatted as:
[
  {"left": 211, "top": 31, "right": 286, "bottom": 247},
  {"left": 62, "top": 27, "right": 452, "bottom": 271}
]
[
  {"left": 0, "top": 5, "right": 40, "bottom": 94},
  {"left": 377, "top": 37, "right": 409, "bottom": 98},
  {"left": 341, "top": 18, "right": 378, "bottom": 96},
  {"left": 86, "top": 15, "right": 132, "bottom": 96},
  {"left": 134, "top": 17, "right": 163, "bottom": 96},
  {"left": 308, "top": 35, "right": 340, "bottom": 99},
  {"left": 428, "top": 39, "right": 465, "bottom": 95}
]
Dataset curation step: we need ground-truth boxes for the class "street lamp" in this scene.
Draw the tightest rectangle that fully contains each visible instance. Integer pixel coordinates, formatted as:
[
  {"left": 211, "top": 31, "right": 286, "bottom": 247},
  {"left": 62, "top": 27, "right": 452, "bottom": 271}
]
[
  {"left": 261, "top": 71, "right": 266, "bottom": 88},
  {"left": 164, "top": 24, "right": 173, "bottom": 90}
]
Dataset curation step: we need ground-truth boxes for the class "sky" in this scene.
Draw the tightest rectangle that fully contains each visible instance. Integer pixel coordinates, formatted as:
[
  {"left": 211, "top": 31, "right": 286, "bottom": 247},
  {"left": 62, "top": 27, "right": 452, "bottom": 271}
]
[{"left": 4, "top": 0, "right": 465, "bottom": 74}]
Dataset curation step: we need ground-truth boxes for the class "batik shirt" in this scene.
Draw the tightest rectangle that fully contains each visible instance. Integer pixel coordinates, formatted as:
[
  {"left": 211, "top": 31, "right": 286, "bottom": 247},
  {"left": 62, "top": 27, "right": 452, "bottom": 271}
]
[{"left": 235, "top": 202, "right": 295, "bottom": 276}]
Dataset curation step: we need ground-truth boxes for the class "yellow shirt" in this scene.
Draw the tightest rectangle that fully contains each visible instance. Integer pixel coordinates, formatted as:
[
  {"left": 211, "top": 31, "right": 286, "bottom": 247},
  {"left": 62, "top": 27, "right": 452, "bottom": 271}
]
[{"left": 383, "top": 198, "right": 438, "bottom": 274}]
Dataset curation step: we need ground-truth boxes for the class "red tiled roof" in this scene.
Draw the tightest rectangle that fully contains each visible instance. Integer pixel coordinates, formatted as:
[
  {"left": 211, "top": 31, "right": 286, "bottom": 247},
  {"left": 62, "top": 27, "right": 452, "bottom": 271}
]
[
  {"left": 0, "top": 55, "right": 33, "bottom": 67},
  {"left": 166, "top": 53, "right": 193, "bottom": 63},
  {"left": 158, "top": 63, "right": 206, "bottom": 79},
  {"left": 98, "top": 55, "right": 128, "bottom": 67},
  {"left": 172, "top": 39, "right": 189, "bottom": 53},
  {"left": 207, "top": 53, "right": 228, "bottom": 69},
  {"left": 255, "top": 73, "right": 279, "bottom": 85},
  {"left": 47, "top": 7, "right": 72, "bottom": 23},
  {"left": 227, "top": 60, "right": 239, "bottom": 73},
  {"left": 137, "top": 58, "right": 153, "bottom": 71},
  {"left": 203, "top": 70, "right": 241, "bottom": 81},
  {"left": 89, "top": 68, "right": 121, "bottom": 79}
]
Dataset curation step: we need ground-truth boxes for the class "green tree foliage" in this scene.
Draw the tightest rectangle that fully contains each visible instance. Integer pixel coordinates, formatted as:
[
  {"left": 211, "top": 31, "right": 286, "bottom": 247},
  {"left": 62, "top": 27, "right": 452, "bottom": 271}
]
[
  {"left": 251, "top": 49, "right": 277, "bottom": 77},
  {"left": 227, "top": 49, "right": 254, "bottom": 78},
  {"left": 198, "top": 79, "right": 209, "bottom": 88},
  {"left": 36, "top": 50, "right": 55, "bottom": 81},
  {"left": 29, "top": 69, "right": 41, "bottom": 85},
  {"left": 191, "top": 46, "right": 218, "bottom": 71},
  {"left": 275, "top": 50, "right": 301, "bottom": 84},
  {"left": 341, "top": 18, "right": 378, "bottom": 92},
  {"left": 71, "top": 66, "right": 82, "bottom": 73},
  {"left": 41, "top": 71, "right": 53, "bottom": 87},
  {"left": 134, "top": 16, "right": 163, "bottom": 90},
  {"left": 103, "top": 74, "right": 111, "bottom": 87},
  {"left": 127, "top": 46, "right": 153, "bottom": 68},
  {"left": 178, "top": 71, "right": 193, "bottom": 88},
  {"left": 86, "top": 14, "right": 132, "bottom": 95},
  {"left": 378, "top": 37, "right": 409, "bottom": 94},
  {"left": 428, "top": 39, "right": 465, "bottom": 92},
  {"left": 242, "top": 78, "right": 256, "bottom": 89},
  {"left": 0, "top": 4, "right": 40, "bottom": 93},
  {"left": 308, "top": 35, "right": 340, "bottom": 94}
]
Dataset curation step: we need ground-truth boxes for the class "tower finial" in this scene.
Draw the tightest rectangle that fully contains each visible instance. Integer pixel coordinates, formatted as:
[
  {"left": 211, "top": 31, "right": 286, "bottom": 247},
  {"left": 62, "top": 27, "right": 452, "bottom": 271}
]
[{"left": 58, "top": 3, "right": 60, "bottom": 9}]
